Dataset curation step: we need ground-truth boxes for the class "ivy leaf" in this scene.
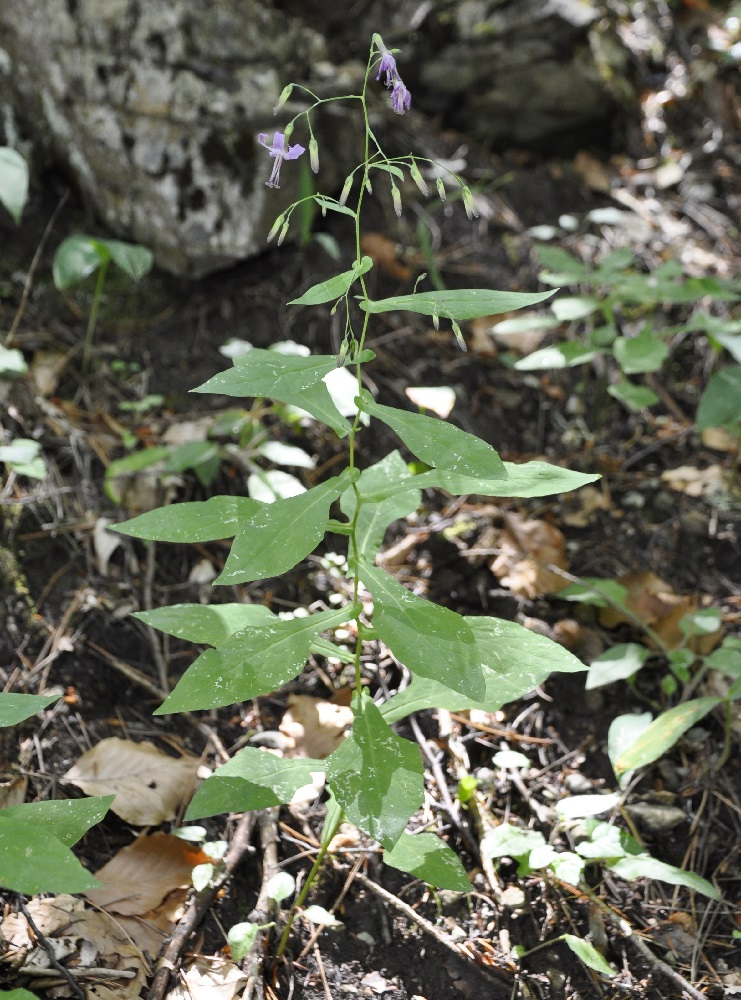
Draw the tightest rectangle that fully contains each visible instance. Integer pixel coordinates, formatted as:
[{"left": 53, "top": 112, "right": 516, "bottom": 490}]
[
  {"left": 157, "top": 604, "right": 356, "bottom": 713},
  {"left": 113, "top": 496, "right": 263, "bottom": 543},
  {"left": 0, "top": 693, "right": 59, "bottom": 727},
  {"left": 327, "top": 690, "right": 424, "bottom": 848},
  {"left": 383, "top": 831, "right": 470, "bottom": 891},
  {"left": 360, "top": 561, "right": 484, "bottom": 700},
  {"left": 340, "top": 452, "right": 420, "bottom": 561},
  {"left": 381, "top": 616, "right": 586, "bottom": 723},
  {"left": 186, "top": 748, "right": 325, "bottom": 819},
  {"left": 358, "top": 392, "right": 505, "bottom": 480},
  {"left": 289, "top": 256, "right": 373, "bottom": 306},
  {"left": 216, "top": 471, "right": 356, "bottom": 584},
  {"left": 360, "top": 288, "right": 556, "bottom": 321},
  {"left": 613, "top": 697, "right": 722, "bottom": 776}
]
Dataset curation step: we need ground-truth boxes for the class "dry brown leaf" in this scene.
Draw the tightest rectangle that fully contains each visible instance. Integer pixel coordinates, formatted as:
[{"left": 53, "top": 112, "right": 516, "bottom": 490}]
[
  {"left": 117, "top": 888, "right": 189, "bottom": 956},
  {"left": 63, "top": 738, "right": 200, "bottom": 825},
  {"left": 561, "top": 485, "right": 610, "bottom": 527},
  {"left": 360, "top": 232, "right": 411, "bottom": 280},
  {"left": 701, "top": 426, "right": 740, "bottom": 453},
  {"left": 85, "top": 832, "right": 210, "bottom": 915},
  {"left": 490, "top": 512, "right": 569, "bottom": 598},
  {"left": 660, "top": 464, "right": 727, "bottom": 498},
  {"left": 31, "top": 348, "right": 73, "bottom": 396},
  {"left": 167, "top": 957, "right": 248, "bottom": 1000},
  {"left": 573, "top": 150, "right": 612, "bottom": 193},
  {"left": 280, "top": 695, "right": 353, "bottom": 759}
]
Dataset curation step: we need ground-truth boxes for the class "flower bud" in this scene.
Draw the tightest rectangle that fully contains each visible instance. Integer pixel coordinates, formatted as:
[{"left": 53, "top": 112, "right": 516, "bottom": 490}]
[
  {"left": 309, "top": 137, "right": 319, "bottom": 174},
  {"left": 436, "top": 176, "right": 446, "bottom": 202},
  {"left": 339, "top": 175, "right": 353, "bottom": 206},
  {"left": 462, "top": 186, "right": 479, "bottom": 219},
  {"left": 409, "top": 160, "right": 429, "bottom": 197},
  {"left": 391, "top": 182, "right": 402, "bottom": 218},
  {"left": 452, "top": 320, "right": 467, "bottom": 352},
  {"left": 277, "top": 221, "right": 290, "bottom": 245},
  {"left": 273, "top": 84, "right": 294, "bottom": 116},
  {"left": 364, "top": 174, "right": 373, "bottom": 194},
  {"left": 283, "top": 122, "right": 294, "bottom": 141},
  {"left": 432, "top": 312, "right": 440, "bottom": 331},
  {"left": 267, "top": 213, "right": 285, "bottom": 243}
]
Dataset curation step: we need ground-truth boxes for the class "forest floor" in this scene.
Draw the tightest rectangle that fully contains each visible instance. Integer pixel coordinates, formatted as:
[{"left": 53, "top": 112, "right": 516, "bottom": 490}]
[{"left": 2, "top": 9, "right": 741, "bottom": 1000}]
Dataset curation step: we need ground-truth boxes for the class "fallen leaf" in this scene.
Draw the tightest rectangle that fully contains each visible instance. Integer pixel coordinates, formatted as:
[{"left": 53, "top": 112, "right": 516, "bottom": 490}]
[
  {"left": 94, "top": 517, "right": 123, "bottom": 575},
  {"left": 573, "top": 150, "right": 612, "bottom": 193},
  {"left": 661, "top": 464, "right": 728, "bottom": 498},
  {"left": 85, "top": 832, "right": 210, "bottom": 914},
  {"left": 490, "top": 512, "right": 569, "bottom": 598},
  {"left": 360, "top": 232, "right": 410, "bottom": 280},
  {"left": 561, "top": 485, "right": 610, "bottom": 527},
  {"left": 31, "top": 348, "right": 72, "bottom": 396},
  {"left": 63, "top": 738, "right": 200, "bottom": 825},
  {"left": 701, "top": 426, "right": 740, "bottom": 453},
  {"left": 405, "top": 386, "right": 456, "bottom": 419},
  {"left": 167, "top": 957, "right": 248, "bottom": 1000},
  {"left": 279, "top": 695, "right": 353, "bottom": 759}
]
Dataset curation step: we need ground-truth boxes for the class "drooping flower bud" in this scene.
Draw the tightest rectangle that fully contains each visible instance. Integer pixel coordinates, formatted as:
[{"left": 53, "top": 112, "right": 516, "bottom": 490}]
[
  {"left": 364, "top": 174, "right": 373, "bottom": 194},
  {"left": 339, "top": 175, "right": 353, "bottom": 206},
  {"left": 432, "top": 311, "right": 440, "bottom": 331},
  {"left": 309, "top": 137, "right": 319, "bottom": 174},
  {"left": 391, "top": 182, "right": 402, "bottom": 218},
  {"left": 409, "top": 160, "right": 429, "bottom": 197},
  {"left": 283, "top": 122, "right": 294, "bottom": 141},
  {"left": 452, "top": 320, "right": 467, "bottom": 352},
  {"left": 273, "top": 84, "right": 294, "bottom": 116},
  {"left": 267, "top": 213, "right": 285, "bottom": 242},
  {"left": 436, "top": 176, "right": 446, "bottom": 202},
  {"left": 277, "top": 221, "right": 290, "bottom": 245},
  {"left": 462, "top": 186, "right": 479, "bottom": 219}
]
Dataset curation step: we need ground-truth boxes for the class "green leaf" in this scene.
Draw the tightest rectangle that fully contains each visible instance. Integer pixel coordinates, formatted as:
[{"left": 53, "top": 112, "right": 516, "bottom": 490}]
[
  {"left": 562, "top": 935, "right": 615, "bottom": 978},
  {"left": 585, "top": 643, "right": 651, "bottom": 690},
  {"left": 360, "top": 288, "right": 556, "bottom": 321},
  {"left": 0, "top": 692, "right": 59, "bottom": 727},
  {"left": 480, "top": 823, "right": 546, "bottom": 862},
  {"left": 340, "top": 452, "right": 420, "bottom": 562},
  {"left": 381, "top": 616, "right": 586, "bottom": 723},
  {"left": 607, "top": 712, "right": 653, "bottom": 788},
  {"left": 266, "top": 871, "right": 295, "bottom": 903},
  {"left": 370, "top": 162, "right": 405, "bottom": 181},
  {"left": 535, "top": 246, "right": 587, "bottom": 280},
  {"left": 314, "top": 196, "right": 357, "bottom": 219},
  {"left": 158, "top": 604, "right": 355, "bottom": 713},
  {"left": 287, "top": 379, "right": 353, "bottom": 437},
  {"left": 135, "top": 603, "right": 276, "bottom": 645},
  {"left": 102, "top": 239, "right": 154, "bottom": 282},
  {"left": 613, "top": 697, "right": 722, "bottom": 776},
  {"left": 216, "top": 472, "right": 355, "bottom": 584},
  {"left": 608, "top": 380, "right": 659, "bottom": 410},
  {"left": 0, "top": 147, "right": 29, "bottom": 223},
  {"left": 550, "top": 297, "right": 600, "bottom": 321},
  {"left": 704, "top": 636, "right": 741, "bottom": 679},
  {"left": 383, "top": 831, "right": 470, "bottom": 891},
  {"left": 696, "top": 365, "right": 741, "bottom": 431},
  {"left": 613, "top": 328, "right": 669, "bottom": 375},
  {"left": 104, "top": 446, "right": 170, "bottom": 504},
  {"left": 53, "top": 235, "right": 108, "bottom": 289},
  {"left": 359, "top": 461, "right": 599, "bottom": 503},
  {"left": 289, "top": 256, "right": 373, "bottom": 306},
  {"left": 327, "top": 690, "right": 424, "bottom": 848},
  {"left": 186, "top": 748, "right": 325, "bottom": 819},
  {"left": 609, "top": 856, "right": 719, "bottom": 900},
  {"left": 555, "top": 792, "right": 620, "bottom": 820},
  {"left": 113, "top": 496, "right": 262, "bottom": 542},
  {"left": 0, "top": 438, "right": 45, "bottom": 479},
  {"left": 515, "top": 343, "right": 601, "bottom": 370},
  {"left": 228, "top": 922, "right": 259, "bottom": 961},
  {"left": 558, "top": 578, "right": 628, "bottom": 608},
  {"left": 0, "top": 345, "right": 28, "bottom": 377},
  {"left": 360, "top": 561, "right": 484, "bottom": 700},
  {"left": 491, "top": 314, "right": 561, "bottom": 335},
  {"left": 0, "top": 991, "right": 40, "bottom": 1000},
  {"left": 0, "top": 796, "right": 114, "bottom": 846},
  {"left": 359, "top": 392, "right": 505, "bottom": 480}
]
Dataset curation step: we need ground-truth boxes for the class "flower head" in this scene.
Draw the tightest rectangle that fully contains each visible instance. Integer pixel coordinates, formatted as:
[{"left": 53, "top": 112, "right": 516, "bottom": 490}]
[
  {"left": 391, "top": 80, "right": 411, "bottom": 115},
  {"left": 376, "top": 49, "right": 397, "bottom": 88},
  {"left": 374, "top": 35, "right": 411, "bottom": 116},
  {"left": 257, "top": 131, "right": 305, "bottom": 189}
]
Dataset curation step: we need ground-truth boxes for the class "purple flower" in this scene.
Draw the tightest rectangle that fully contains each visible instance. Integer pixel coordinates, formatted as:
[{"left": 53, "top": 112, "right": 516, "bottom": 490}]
[
  {"left": 391, "top": 80, "right": 411, "bottom": 115},
  {"left": 257, "top": 131, "right": 305, "bottom": 189},
  {"left": 376, "top": 49, "right": 397, "bottom": 88}
]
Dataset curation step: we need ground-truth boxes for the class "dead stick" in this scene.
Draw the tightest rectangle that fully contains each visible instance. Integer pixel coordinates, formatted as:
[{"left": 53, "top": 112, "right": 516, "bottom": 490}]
[
  {"left": 242, "top": 809, "right": 281, "bottom": 1000},
  {"left": 16, "top": 896, "right": 86, "bottom": 1000},
  {"left": 145, "top": 811, "right": 257, "bottom": 1000}
]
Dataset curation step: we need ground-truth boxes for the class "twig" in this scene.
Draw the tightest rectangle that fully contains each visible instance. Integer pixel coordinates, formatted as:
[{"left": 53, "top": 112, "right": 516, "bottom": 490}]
[
  {"left": 622, "top": 925, "right": 709, "bottom": 1000},
  {"left": 143, "top": 541, "right": 169, "bottom": 692},
  {"left": 16, "top": 896, "right": 86, "bottom": 1000},
  {"left": 313, "top": 941, "right": 333, "bottom": 1000},
  {"left": 242, "top": 808, "right": 281, "bottom": 1000},
  {"left": 145, "top": 811, "right": 257, "bottom": 1000}
]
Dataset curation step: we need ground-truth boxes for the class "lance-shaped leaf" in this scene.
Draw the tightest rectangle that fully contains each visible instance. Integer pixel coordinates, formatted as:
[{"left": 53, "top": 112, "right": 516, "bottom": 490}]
[
  {"left": 216, "top": 471, "right": 356, "bottom": 585},
  {"left": 383, "top": 831, "right": 470, "bottom": 891},
  {"left": 359, "top": 461, "right": 600, "bottom": 503},
  {"left": 381, "top": 616, "right": 586, "bottom": 723},
  {"left": 157, "top": 604, "right": 356, "bottom": 713},
  {"left": 360, "top": 561, "right": 484, "bottom": 700},
  {"left": 186, "top": 749, "right": 325, "bottom": 819},
  {"left": 326, "top": 690, "right": 424, "bottom": 848},
  {"left": 360, "top": 287, "right": 556, "bottom": 321},
  {"left": 0, "top": 692, "right": 59, "bottom": 727},
  {"left": 358, "top": 392, "right": 505, "bottom": 480},
  {"left": 113, "top": 496, "right": 262, "bottom": 543},
  {"left": 612, "top": 697, "right": 722, "bottom": 777},
  {"left": 289, "top": 256, "right": 373, "bottom": 306},
  {"left": 287, "top": 378, "right": 353, "bottom": 437},
  {"left": 340, "top": 452, "right": 420, "bottom": 561},
  {"left": 608, "top": 856, "right": 719, "bottom": 900}
]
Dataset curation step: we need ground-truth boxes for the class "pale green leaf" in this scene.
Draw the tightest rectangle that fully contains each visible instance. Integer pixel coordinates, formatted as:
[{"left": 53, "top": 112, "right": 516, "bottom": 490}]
[
  {"left": 585, "top": 643, "right": 651, "bottom": 690},
  {"left": 113, "top": 496, "right": 262, "bottom": 542},
  {"left": 313, "top": 196, "right": 356, "bottom": 220},
  {"left": 696, "top": 365, "right": 741, "bottom": 431},
  {"left": 360, "top": 561, "right": 483, "bottom": 700},
  {"left": 609, "top": 856, "right": 719, "bottom": 899},
  {"left": 359, "top": 392, "right": 505, "bottom": 480},
  {"left": 0, "top": 345, "right": 28, "bottom": 376},
  {"left": 613, "top": 328, "right": 669, "bottom": 375},
  {"left": 216, "top": 472, "right": 355, "bottom": 584},
  {"left": 607, "top": 712, "right": 652, "bottom": 787},
  {"left": 535, "top": 246, "right": 586, "bottom": 279},
  {"left": 258, "top": 440, "right": 315, "bottom": 469},
  {"left": 134, "top": 603, "right": 276, "bottom": 645},
  {"left": 562, "top": 935, "right": 615, "bottom": 977},
  {"left": 340, "top": 452, "right": 420, "bottom": 562},
  {"left": 555, "top": 793, "right": 620, "bottom": 820},
  {"left": 514, "top": 343, "right": 601, "bottom": 370},
  {"left": 491, "top": 314, "right": 560, "bottom": 335},
  {"left": 289, "top": 256, "right": 373, "bottom": 306},
  {"left": 613, "top": 697, "right": 722, "bottom": 776},
  {"left": 608, "top": 380, "right": 659, "bottom": 410},
  {"left": 360, "top": 288, "right": 556, "bottom": 321},
  {"left": 550, "top": 297, "right": 599, "bottom": 321},
  {"left": 480, "top": 823, "right": 546, "bottom": 861},
  {"left": 381, "top": 616, "right": 586, "bottom": 723},
  {"left": 0, "top": 990, "right": 40, "bottom": 1000},
  {"left": 103, "top": 239, "right": 153, "bottom": 282},
  {"left": 53, "top": 235, "right": 108, "bottom": 289},
  {"left": 266, "top": 871, "right": 295, "bottom": 903},
  {"left": 186, "top": 748, "right": 325, "bottom": 819},
  {"left": 383, "top": 831, "right": 470, "bottom": 891},
  {"left": 0, "top": 692, "right": 59, "bottom": 727},
  {"left": 326, "top": 690, "right": 424, "bottom": 848},
  {"left": 302, "top": 905, "right": 342, "bottom": 926},
  {"left": 704, "top": 636, "right": 741, "bottom": 679},
  {"left": 549, "top": 852, "right": 585, "bottom": 885},
  {"left": 228, "top": 922, "right": 259, "bottom": 961},
  {"left": 0, "top": 796, "right": 113, "bottom": 846},
  {"left": 191, "top": 863, "right": 214, "bottom": 891},
  {"left": 158, "top": 604, "right": 354, "bottom": 713},
  {"left": 0, "top": 147, "right": 29, "bottom": 223}
]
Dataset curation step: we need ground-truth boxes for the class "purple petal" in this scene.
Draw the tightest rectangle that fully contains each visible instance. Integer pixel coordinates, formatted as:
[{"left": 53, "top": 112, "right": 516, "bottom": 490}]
[
  {"left": 257, "top": 133, "right": 271, "bottom": 148},
  {"left": 285, "top": 144, "right": 305, "bottom": 161},
  {"left": 271, "top": 132, "right": 286, "bottom": 153}
]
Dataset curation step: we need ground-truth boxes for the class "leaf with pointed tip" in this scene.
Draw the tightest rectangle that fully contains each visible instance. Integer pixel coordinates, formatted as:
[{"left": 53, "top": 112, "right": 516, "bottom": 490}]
[
  {"left": 358, "top": 393, "right": 505, "bottom": 480},
  {"left": 287, "top": 378, "right": 352, "bottom": 437},
  {"left": 0, "top": 693, "right": 59, "bottom": 727},
  {"left": 360, "top": 288, "right": 556, "bottom": 321},
  {"left": 612, "top": 697, "right": 722, "bottom": 776},
  {"left": 381, "top": 616, "right": 586, "bottom": 723},
  {"left": 113, "top": 496, "right": 262, "bottom": 542},
  {"left": 340, "top": 452, "right": 420, "bottom": 561},
  {"left": 0, "top": 796, "right": 114, "bottom": 846},
  {"left": 562, "top": 935, "right": 615, "bottom": 978},
  {"left": 186, "top": 748, "right": 325, "bottom": 819},
  {"left": 360, "top": 561, "right": 483, "bottom": 700},
  {"left": 135, "top": 603, "right": 277, "bottom": 645},
  {"left": 216, "top": 472, "right": 355, "bottom": 585},
  {"left": 289, "top": 256, "right": 373, "bottom": 306},
  {"left": 608, "top": 856, "right": 719, "bottom": 900},
  {"left": 0, "top": 147, "right": 29, "bottom": 223},
  {"left": 383, "top": 831, "right": 470, "bottom": 891},
  {"left": 326, "top": 690, "right": 423, "bottom": 848},
  {"left": 157, "top": 604, "right": 355, "bottom": 713}
]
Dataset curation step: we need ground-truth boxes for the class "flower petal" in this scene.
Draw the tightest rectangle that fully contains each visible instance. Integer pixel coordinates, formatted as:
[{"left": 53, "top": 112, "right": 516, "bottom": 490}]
[{"left": 285, "top": 144, "right": 306, "bottom": 160}]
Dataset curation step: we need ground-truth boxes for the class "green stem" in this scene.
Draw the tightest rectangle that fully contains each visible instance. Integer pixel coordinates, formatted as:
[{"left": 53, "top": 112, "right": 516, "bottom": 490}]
[{"left": 82, "top": 259, "right": 108, "bottom": 374}]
